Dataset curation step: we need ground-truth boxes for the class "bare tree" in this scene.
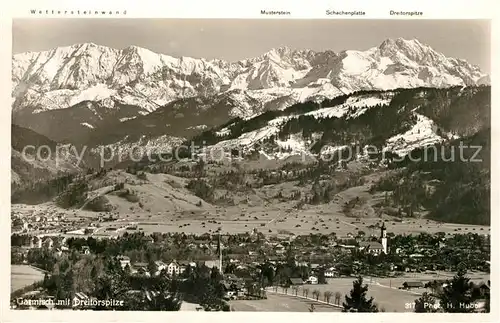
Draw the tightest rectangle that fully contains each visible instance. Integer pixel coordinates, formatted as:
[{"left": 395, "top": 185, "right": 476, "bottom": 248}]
[
  {"left": 313, "top": 289, "right": 320, "bottom": 300},
  {"left": 304, "top": 288, "right": 310, "bottom": 298},
  {"left": 324, "top": 291, "right": 333, "bottom": 303},
  {"left": 334, "top": 291, "right": 342, "bottom": 305}
]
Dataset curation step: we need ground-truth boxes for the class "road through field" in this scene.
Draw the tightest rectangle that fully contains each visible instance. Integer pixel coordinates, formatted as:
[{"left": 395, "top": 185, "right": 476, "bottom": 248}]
[{"left": 230, "top": 293, "right": 341, "bottom": 312}]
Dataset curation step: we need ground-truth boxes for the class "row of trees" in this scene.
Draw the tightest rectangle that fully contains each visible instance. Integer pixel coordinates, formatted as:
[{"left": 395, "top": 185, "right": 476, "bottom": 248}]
[{"left": 340, "top": 270, "right": 489, "bottom": 313}]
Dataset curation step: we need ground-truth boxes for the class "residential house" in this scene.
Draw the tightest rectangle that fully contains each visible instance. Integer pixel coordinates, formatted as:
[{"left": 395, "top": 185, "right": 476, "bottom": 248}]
[
  {"left": 222, "top": 276, "right": 247, "bottom": 299},
  {"left": 167, "top": 260, "right": 183, "bottom": 275},
  {"left": 204, "top": 260, "right": 221, "bottom": 271},
  {"left": 224, "top": 273, "right": 238, "bottom": 281},
  {"left": 310, "top": 263, "right": 320, "bottom": 270},
  {"left": 42, "top": 237, "right": 54, "bottom": 249},
  {"left": 324, "top": 268, "right": 337, "bottom": 278},
  {"left": 22, "top": 221, "right": 30, "bottom": 231},
  {"left": 296, "top": 260, "right": 308, "bottom": 267},
  {"left": 118, "top": 256, "right": 131, "bottom": 269},
  {"left": 334, "top": 243, "right": 357, "bottom": 251},
  {"left": 402, "top": 281, "right": 424, "bottom": 290},
  {"left": 476, "top": 281, "right": 490, "bottom": 297},
  {"left": 359, "top": 241, "right": 384, "bottom": 255},
  {"left": 222, "top": 282, "right": 237, "bottom": 299},
  {"left": 142, "top": 235, "right": 155, "bottom": 244},
  {"left": 275, "top": 248, "right": 285, "bottom": 255},
  {"left": 178, "top": 260, "right": 194, "bottom": 272},
  {"left": 132, "top": 262, "right": 150, "bottom": 276},
  {"left": 29, "top": 237, "right": 37, "bottom": 248},
  {"left": 81, "top": 246, "right": 91, "bottom": 255}
]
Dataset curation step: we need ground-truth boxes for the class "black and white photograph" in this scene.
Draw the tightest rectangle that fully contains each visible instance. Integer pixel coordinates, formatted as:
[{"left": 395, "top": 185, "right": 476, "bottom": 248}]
[{"left": 9, "top": 18, "right": 491, "bottom": 314}]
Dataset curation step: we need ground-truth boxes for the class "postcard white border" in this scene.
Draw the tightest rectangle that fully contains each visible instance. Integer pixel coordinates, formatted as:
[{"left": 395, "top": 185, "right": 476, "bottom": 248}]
[{"left": 1, "top": 1, "right": 498, "bottom": 323}]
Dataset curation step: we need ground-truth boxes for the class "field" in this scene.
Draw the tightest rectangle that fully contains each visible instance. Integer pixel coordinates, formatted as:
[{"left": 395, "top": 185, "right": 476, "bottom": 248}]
[
  {"left": 99, "top": 204, "right": 490, "bottom": 238},
  {"left": 372, "top": 271, "right": 490, "bottom": 287},
  {"left": 230, "top": 293, "right": 340, "bottom": 312},
  {"left": 275, "top": 278, "right": 419, "bottom": 312},
  {"left": 14, "top": 200, "right": 490, "bottom": 239},
  {"left": 11, "top": 265, "right": 45, "bottom": 293},
  {"left": 180, "top": 301, "right": 201, "bottom": 311},
  {"left": 277, "top": 272, "right": 490, "bottom": 313}
]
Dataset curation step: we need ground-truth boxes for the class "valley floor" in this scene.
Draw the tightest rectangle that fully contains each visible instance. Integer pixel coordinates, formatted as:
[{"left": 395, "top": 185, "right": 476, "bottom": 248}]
[
  {"left": 11, "top": 168, "right": 490, "bottom": 239},
  {"left": 11, "top": 265, "right": 45, "bottom": 293},
  {"left": 230, "top": 293, "right": 340, "bottom": 312}
]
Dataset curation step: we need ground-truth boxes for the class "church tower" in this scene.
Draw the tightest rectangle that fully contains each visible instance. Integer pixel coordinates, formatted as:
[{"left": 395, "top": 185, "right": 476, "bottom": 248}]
[{"left": 380, "top": 222, "right": 388, "bottom": 254}]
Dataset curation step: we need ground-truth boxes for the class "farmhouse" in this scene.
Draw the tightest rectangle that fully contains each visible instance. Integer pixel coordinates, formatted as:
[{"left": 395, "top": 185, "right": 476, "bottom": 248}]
[
  {"left": 132, "top": 262, "right": 150, "bottom": 276},
  {"left": 167, "top": 260, "right": 183, "bottom": 275},
  {"left": 324, "top": 268, "right": 337, "bottom": 278},
  {"left": 118, "top": 256, "right": 131, "bottom": 269},
  {"left": 402, "top": 281, "right": 424, "bottom": 289},
  {"left": 359, "top": 241, "right": 384, "bottom": 255}
]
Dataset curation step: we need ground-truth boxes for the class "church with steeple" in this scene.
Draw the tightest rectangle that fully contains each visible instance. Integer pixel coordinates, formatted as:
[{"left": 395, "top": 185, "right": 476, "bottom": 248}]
[{"left": 359, "top": 222, "right": 389, "bottom": 255}]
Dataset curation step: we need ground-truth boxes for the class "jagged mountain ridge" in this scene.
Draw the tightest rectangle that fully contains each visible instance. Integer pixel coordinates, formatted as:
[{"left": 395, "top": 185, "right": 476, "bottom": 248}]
[{"left": 13, "top": 38, "right": 488, "bottom": 116}]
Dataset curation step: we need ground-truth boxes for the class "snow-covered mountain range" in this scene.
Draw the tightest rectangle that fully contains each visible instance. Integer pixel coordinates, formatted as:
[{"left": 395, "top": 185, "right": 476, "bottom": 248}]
[
  {"left": 13, "top": 38, "right": 488, "bottom": 118},
  {"left": 11, "top": 38, "right": 490, "bottom": 181}
]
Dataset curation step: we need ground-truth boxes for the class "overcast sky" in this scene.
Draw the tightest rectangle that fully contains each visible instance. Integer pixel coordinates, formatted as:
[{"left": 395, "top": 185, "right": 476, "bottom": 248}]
[{"left": 13, "top": 19, "right": 491, "bottom": 72}]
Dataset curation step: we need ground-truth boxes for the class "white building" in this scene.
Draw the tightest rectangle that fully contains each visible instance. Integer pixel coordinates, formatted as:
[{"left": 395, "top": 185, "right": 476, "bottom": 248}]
[
  {"left": 167, "top": 261, "right": 183, "bottom": 275},
  {"left": 325, "top": 267, "right": 337, "bottom": 278},
  {"left": 118, "top": 256, "right": 131, "bottom": 269}
]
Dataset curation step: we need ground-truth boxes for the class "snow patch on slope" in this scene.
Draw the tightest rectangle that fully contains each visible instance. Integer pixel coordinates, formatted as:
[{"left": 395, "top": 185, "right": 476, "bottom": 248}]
[
  {"left": 69, "top": 84, "right": 116, "bottom": 107},
  {"left": 305, "top": 94, "right": 393, "bottom": 119},
  {"left": 384, "top": 114, "right": 444, "bottom": 156}
]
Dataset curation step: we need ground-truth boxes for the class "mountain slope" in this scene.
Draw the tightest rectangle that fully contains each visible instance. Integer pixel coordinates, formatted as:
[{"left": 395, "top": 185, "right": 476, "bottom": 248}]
[
  {"left": 11, "top": 125, "right": 84, "bottom": 184},
  {"left": 188, "top": 86, "right": 490, "bottom": 161},
  {"left": 371, "top": 127, "right": 490, "bottom": 225}
]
